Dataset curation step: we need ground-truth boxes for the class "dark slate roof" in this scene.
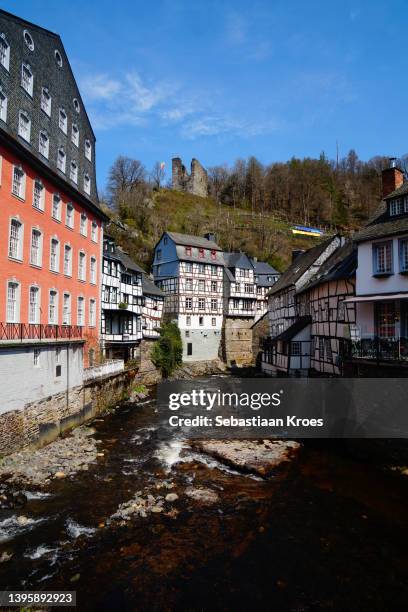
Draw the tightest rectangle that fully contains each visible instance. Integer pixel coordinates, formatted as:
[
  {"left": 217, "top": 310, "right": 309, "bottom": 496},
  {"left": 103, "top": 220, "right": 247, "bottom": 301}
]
[
  {"left": 224, "top": 252, "right": 253, "bottom": 269},
  {"left": 267, "top": 236, "right": 338, "bottom": 296},
  {"left": 352, "top": 214, "right": 408, "bottom": 243},
  {"left": 383, "top": 180, "right": 408, "bottom": 200},
  {"left": 166, "top": 232, "right": 222, "bottom": 251},
  {"left": 297, "top": 241, "right": 357, "bottom": 294},
  {"left": 274, "top": 316, "right": 312, "bottom": 342},
  {"left": 142, "top": 275, "right": 164, "bottom": 297},
  {"left": 115, "top": 247, "right": 145, "bottom": 274},
  {"left": 250, "top": 258, "right": 279, "bottom": 275}
]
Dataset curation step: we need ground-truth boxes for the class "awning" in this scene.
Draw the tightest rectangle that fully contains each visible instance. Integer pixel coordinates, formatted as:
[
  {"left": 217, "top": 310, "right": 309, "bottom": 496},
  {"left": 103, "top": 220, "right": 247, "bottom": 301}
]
[{"left": 344, "top": 293, "right": 408, "bottom": 303}]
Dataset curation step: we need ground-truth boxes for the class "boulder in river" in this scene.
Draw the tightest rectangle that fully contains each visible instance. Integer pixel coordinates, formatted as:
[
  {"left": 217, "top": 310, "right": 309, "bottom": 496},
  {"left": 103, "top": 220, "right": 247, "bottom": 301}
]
[{"left": 185, "top": 487, "right": 219, "bottom": 505}]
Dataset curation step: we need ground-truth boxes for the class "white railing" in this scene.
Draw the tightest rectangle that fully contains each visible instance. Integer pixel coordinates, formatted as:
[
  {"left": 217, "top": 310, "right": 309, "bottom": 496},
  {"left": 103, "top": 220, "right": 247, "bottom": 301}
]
[{"left": 83, "top": 359, "right": 125, "bottom": 382}]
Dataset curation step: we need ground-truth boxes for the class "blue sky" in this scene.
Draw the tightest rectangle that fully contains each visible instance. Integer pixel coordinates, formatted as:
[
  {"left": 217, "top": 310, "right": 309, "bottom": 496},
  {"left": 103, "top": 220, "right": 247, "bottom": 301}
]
[{"left": 3, "top": 0, "right": 408, "bottom": 190}]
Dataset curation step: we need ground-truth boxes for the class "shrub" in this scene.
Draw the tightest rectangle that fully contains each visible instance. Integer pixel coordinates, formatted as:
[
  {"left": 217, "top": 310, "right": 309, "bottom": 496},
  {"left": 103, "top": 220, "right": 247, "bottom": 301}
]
[{"left": 151, "top": 322, "right": 183, "bottom": 377}]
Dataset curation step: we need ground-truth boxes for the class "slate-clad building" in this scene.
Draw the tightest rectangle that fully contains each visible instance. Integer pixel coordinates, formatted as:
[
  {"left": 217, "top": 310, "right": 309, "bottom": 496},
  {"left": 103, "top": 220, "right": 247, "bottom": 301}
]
[
  {"left": 250, "top": 257, "right": 280, "bottom": 321},
  {"left": 0, "top": 9, "right": 106, "bottom": 415}
]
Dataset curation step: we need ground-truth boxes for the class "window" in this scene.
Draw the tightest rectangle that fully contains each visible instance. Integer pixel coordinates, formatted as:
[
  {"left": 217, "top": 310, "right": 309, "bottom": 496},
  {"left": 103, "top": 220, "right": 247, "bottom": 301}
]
[
  {"left": 163, "top": 236, "right": 168, "bottom": 245},
  {"left": 187, "top": 342, "right": 193, "bottom": 356},
  {"left": 77, "top": 296, "right": 85, "bottom": 326},
  {"left": 84, "top": 139, "right": 92, "bottom": 161},
  {"left": 390, "top": 198, "right": 404, "bottom": 216},
  {"left": 199, "top": 248, "right": 204, "bottom": 258},
  {"left": 78, "top": 251, "right": 86, "bottom": 281},
  {"left": 18, "top": 111, "right": 31, "bottom": 142},
  {"left": 9, "top": 219, "right": 23, "bottom": 260},
  {"left": 373, "top": 241, "right": 393, "bottom": 275},
  {"left": 325, "top": 339, "right": 333, "bottom": 362},
  {"left": 399, "top": 239, "right": 408, "bottom": 273},
  {"left": 186, "top": 315, "right": 191, "bottom": 326},
  {"left": 338, "top": 300, "right": 345, "bottom": 321},
  {"left": 0, "top": 88, "right": 7, "bottom": 122},
  {"left": 50, "top": 238, "right": 60, "bottom": 272},
  {"left": 245, "top": 283, "right": 253, "bottom": 293},
  {"left": 33, "top": 179, "right": 44, "bottom": 210},
  {"left": 199, "top": 316, "right": 204, "bottom": 326},
  {"left": 70, "top": 160, "right": 78, "bottom": 183},
  {"left": 41, "top": 87, "right": 51, "bottom": 116},
  {"left": 83, "top": 173, "right": 91, "bottom": 195},
  {"left": 185, "top": 297, "right": 192, "bottom": 310},
  {"left": 12, "top": 166, "right": 25, "bottom": 198},
  {"left": 57, "top": 148, "right": 66, "bottom": 173},
  {"left": 29, "top": 286, "right": 40, "bottom": 323},
  {"left": 376, "top": 302, "right": 395, "bottom": 338},
  {"left": 211, "top": 317, "right": 216, "bottom": 326},
  {"left": 63, "top": 293, "right": 71, "bottom": 325},
  {"left": 198, "top": 297, "right": 205, "bottom": 310},
  {"left": 185, "top": 330, "right": 190, "bottom": 337},
  {"left": 198, "top": 264, "right": 205, "bottom": 274},
  {"left": 39, "top": 130, "right": 49, "bottom": 158},
  {"left": 185, "top": 262, "right": 193, "bottom": 273},
  {"left": 80, "top": 213, "right": 87, "bottom": 236},
  {"left": 21, "top": 63, "right": 33, "bottom": 96},
  {"left": 318, "top": 337, "right": 325, "bottom": 359},
  {"left": 211, "top": 250, "right": 217, "bottom": 260},
  {"left": 156, "top": 249, "right": 162, "bottom": 261},
  {"left": 0, "top": 35, "right": 10, "bottom": 71},
  {"left": 6, "top": 282, "right": 19, "bottom": 322},
  {"left": 90, "top": 256, "right": 96, "bottom": 284},
  {"left": 63, "top": 244, "right": 72, "bottom": 275},
  {"left": 186, "top": 278, "right": 193, "bottom": 291},
  {"left": 198, "top": 279, "right": 205, "bottom": 292},
  {"left": 52, "top": 194, "right": 61, "bottom": 221},
  {"left": 211, "top": 298, "right": 217, "bottom": 310},
  {"left": 49, "top": 290, "right": 58, "bottom": 324},
  {"left": 66, "top": 203, "right": 74, "bottom": 228},
  {"left": 56, "top": 347, "right": 61, "bottom": 365},
  {"left": 33, "top": 348, "right": 40, "bottom": 367},
  {"left": 89, "top": 299, "right": 96, "bottom": 327},
  {"left": 211, "top": 266, "right": 217, "bottom": 276},
  {"left": 30, "top": 229, "right": 42, "bottom": 266},
  {"left": 233, "top": 299, "right": 240, "bottom": 309},
  {"left": 211, "top": 281, "right": 217, "bottom": 292},
  {"left": 91, "top": 222, "right": 98, "bottom": 242},
  {"left": 71, "top": 123, "right": 79, "bottom": 146},
  {"left": 55, "top": 49, "right": 62, "bottom": 67},
  {"left": 59, "top": 108, "right": 67, "bottom": 133},
  {"left": 24, "top": 30, "right": 34, "bottom": 51},
  {"left": 73, "top": 98, "right": 80, "bottom": 113},
  {"left": 289, "top": 341, "right": 300, "bottom": 357}
]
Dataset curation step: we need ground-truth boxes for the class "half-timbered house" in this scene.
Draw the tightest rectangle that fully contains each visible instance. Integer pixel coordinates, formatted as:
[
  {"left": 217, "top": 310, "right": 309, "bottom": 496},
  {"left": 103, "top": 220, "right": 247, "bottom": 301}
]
[
  {"left": 142, "top": 275, "right": 164, "bottom": 339},
  {"left": 152, "top": 232, "right": 224, "bottom": 361},
  {"left": 101, "top": 235, "right": 144, "bottom": 361},
  {"left": 223, "top": 252, "right": 257, "bottom": 317},
  {"left": 250, "top": 257, "right": 280, "bottom": 321}
]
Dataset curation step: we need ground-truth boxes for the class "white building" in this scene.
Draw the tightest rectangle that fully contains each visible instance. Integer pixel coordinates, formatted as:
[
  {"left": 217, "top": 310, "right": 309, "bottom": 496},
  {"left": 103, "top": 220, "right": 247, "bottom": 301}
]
[
  {"left": 142, "top": 275, "right": 165, "bottom": 339},
  {"left": 250, "top": 257, "right": 280, "bottom": 321},
  {"left": 223, "top": 252, "right": 257, "bottom": 318},
  {"left": 345, "top": 162, "right": 408, "bottom": 372},
  {"left": 101, "top": 236, "right": 144, "bottom": 361},
  {"left": 153, "top": 232, "right": 224, "bottom": 361}
]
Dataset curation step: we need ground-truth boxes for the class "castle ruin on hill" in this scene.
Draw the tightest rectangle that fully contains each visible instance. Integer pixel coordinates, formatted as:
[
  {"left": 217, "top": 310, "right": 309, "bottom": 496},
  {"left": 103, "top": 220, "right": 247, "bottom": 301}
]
[{"left": 172, "top": 157, "right": 208, "bottom": 198}]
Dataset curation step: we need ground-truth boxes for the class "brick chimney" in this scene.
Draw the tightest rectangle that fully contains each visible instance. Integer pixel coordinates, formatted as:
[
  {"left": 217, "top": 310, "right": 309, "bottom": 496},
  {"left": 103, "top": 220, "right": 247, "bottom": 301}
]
[{"left": 382, "top": 158, "right": 404, "bottom": 199}]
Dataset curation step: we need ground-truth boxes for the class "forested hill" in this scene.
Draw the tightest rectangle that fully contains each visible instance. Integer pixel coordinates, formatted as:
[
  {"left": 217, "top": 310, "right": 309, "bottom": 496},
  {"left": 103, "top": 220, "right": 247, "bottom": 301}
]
[{"left": 101, "top": 151, "right": 407, "bottom": 272}]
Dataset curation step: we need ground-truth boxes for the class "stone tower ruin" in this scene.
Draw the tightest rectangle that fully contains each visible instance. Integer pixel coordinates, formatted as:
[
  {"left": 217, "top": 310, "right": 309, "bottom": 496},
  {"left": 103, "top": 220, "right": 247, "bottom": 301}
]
[{"left": 172, "top": 157, "right": 208, "bottom": 198}]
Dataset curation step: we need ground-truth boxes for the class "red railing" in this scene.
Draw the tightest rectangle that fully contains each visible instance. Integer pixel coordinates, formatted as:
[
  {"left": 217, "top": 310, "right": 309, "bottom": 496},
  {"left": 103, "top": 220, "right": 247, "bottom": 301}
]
[{"left": 0, "top": 322, "right": 83, "bottom": 342}]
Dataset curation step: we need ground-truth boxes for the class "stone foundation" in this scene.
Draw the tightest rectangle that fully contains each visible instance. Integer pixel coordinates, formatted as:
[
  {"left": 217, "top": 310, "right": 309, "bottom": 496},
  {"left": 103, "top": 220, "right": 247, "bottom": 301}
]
[
  {"left": 251, "top": 313, "right": 269, "bottom": 368},
  {"left": 222, "top": 317, "right": 254, "bottom": 367},
  {"left": 134, "top": 339, "right": 162, "bottom": 385}
]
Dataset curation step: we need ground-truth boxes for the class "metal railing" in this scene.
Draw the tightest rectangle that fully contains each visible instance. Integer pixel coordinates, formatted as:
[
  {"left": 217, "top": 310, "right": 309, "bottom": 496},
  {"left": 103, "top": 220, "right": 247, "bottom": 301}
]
[
  {"left": 0, "top": 322, "right": 83, "bottom": 342},
  {"left": 349, "top": 337, "right": 408, "bottom": 362}
]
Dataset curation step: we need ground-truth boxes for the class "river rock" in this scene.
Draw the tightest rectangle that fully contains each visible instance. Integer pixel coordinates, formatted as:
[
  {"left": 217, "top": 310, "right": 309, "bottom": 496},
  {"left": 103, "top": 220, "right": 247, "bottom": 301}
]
[
  {"left": 165, "top": 493, "right": 179, "bottom": 502},
  {"left": 192, "top": 439, "right": 300, "bottom": 478},
  {"left": 17, "top": 515, "right": 29, "bottom": 526},
  {"left": 185, "top": 487, "right": 219, "bottom": 505}
]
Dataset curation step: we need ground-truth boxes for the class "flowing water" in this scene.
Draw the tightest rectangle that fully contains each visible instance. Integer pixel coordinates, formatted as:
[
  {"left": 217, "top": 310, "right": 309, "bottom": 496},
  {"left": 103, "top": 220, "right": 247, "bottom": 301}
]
[{"left": 1, "top": 378, "right": 408, "bottom": 611}]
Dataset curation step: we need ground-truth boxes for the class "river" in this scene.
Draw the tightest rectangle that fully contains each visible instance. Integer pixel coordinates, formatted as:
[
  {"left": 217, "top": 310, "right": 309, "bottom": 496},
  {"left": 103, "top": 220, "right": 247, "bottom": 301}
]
[{"left": 1, "top": 377, "right": 408, "bottom": 611}]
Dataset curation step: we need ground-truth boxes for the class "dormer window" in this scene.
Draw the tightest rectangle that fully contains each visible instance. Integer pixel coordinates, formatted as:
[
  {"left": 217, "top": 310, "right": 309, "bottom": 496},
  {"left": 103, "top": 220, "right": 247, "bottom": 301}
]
[
  {"left": 57, "top": 148, "right": 66, "bottom": 173},
  {"left": 71, "top": 123, "right": 79, "bottom": 146},
  {"left": 211, "top": 249, "right": 216, "bottom": 260},
  {"left": 70, "top": 160, "right": 78, "bottom": 183},
  {"left": 390, "top": 198, "right": 404, "bottom": 216},
  {"left": 199, "top": 248, "right": 205, "bottom": 258},
  {"left": 21, "top": 63, "right": 33, "bottom": 96},
  {"left": 41, "top": 87, "right": 51, "bottom": 116},
  {"left": 84, "top": 139, "right": 92, "bottom": 161},
  {"left": 83, "top": 173, "right": 91, "bottom": 195},
  {"left": 23, "top": 30, "right": 34, "bottom": 51},
  {"left": 39, "top": 130, "right": 49, "bottom": 158},
  {"left": 18, "top": 111, "right": 31, "bottom": 142},
  {"left": 59, "top": 108, "right": 67, "bottom": 134},
  {"left": 0, "top": 35, "right": 10, "bottom": 71},
  {"left": 185, "top": 246, "right": 192, "bottom": 256}
]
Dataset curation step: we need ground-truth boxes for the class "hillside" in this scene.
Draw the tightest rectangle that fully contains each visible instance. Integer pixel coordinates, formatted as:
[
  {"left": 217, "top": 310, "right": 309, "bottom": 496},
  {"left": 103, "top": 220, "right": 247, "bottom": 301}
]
[{"left": 104, "top": 189, "right": 339, "bottom": 272}]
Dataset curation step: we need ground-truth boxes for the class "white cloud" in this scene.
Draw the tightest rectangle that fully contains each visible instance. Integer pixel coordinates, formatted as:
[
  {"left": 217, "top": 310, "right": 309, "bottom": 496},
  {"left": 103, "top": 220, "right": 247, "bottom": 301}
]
[{"left": 80, "top": 74, "right": 121, "bottom": 101}]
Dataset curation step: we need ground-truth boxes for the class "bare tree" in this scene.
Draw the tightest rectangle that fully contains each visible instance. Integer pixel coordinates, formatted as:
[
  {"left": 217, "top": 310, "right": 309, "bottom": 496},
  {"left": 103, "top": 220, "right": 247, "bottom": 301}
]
[
  {"left": 150, "top": 161, "right": 166, "bottom": 190},
  {"left": 107, "top": 156, "right": 146, "bottom": 208}
]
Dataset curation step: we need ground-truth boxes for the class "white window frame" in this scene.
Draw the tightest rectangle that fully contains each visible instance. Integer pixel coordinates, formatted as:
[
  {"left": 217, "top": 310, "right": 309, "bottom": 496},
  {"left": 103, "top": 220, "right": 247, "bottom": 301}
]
[
  {"left": 49, "top": 237, "right": 60, "bottom": 273},
  {"left": 30, "top": 228, "right": 43, "bottom": 267},
  {"left": 71, "top": 122, "right": 79, "bottom": 146},
  {"left": 49, "top": 289, "right": 58, "bottom": 324},
  {"left": 91, "top": 221, "right": 98, "bottom": 243},
  {"left": 59, "top": 107, "right": 67, "bottom": 134},
  {"left": 78, "top": 251, "right": 86, "bottom": 281},
  {"left": 39, "top": 130, "right": 49, "bottom": 159},
  {"left": 66, "top": 203, "right": 74, "bottom": 229},
  {"left": 8, "top": 218, "right": 23, "bottom": 260},
  {"left": 80, "top": 213, "right": 87, "bottom": 236},
  {"left": 73, "top": 98, "right": 80, "bottom": 114},
  {"left": 52, "top": 194, "right": 61, "bottom": 221},
  {"left": 57, "top": 147, "right": 66, "bottom": 173},
  {"left": 62, "top": 292, "right": 71, "bottom": 325},
  {"left": 18, "top": 110, "right": 31, "bottom": 142},
  {"left": 90, "top": 256, "right": 97, "bottom": 284},
  {"left": 32, "top": 179, "right": 45, "bottom": 211},
  {"left": 84, "top": 139, "right": 92, "bottom": 161},
  {"left": 70, "top": 160, "right": 78, "bottom": 184},
  {"left": 40, "top": 87, "right": 51, "bottom": 116},
  {"left": 63, "top": 244, "right": 72, "bottom": 276},
  {"left": 28, "top": 285, "right": 40, "bottom": 324},
  {"left": 89, "top": 298, "right": 96, "bottom": 327},
  {"left": 83, "top": 173, "right": 91, "bottom": 195},
  {"left": 6, "top": 280, "right": 20, "bottom": 323},
  {"left": 21, "top": 63, "right": 34, "bottom": 97},
  {"left": 23, "top": 30, "right": 34, "bottom": 51},
  {"left": 12, "top": 165, "right": 26, "bottom": 199},
  {"left": 77, "top": 296, "right": 85, "bottom": 326},
  {"left": 0, "top": 87, "right": 7, "bottom": 122},
  {"left": 0, "top": 34, "right": 10, "bottom": 71},
  {"left": 55, "top": 49, "right": 63, "bottom": 68}
]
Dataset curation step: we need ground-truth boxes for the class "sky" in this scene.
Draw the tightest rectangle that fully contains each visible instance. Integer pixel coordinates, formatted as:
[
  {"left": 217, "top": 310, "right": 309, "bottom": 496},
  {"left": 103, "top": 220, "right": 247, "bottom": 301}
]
[{"left": 3, "top": 0, "right": 408, "bottom": 191}]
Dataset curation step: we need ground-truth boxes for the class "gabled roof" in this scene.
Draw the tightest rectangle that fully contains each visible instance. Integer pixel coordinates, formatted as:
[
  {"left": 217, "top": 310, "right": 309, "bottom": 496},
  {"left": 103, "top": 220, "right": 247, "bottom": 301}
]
[
  {"left": 115, "top": 247, "right": 145, "bottom": 274},
  {"left": 142, "top": 275, "right": 164, "bottom": 297},
  {"left": 250, "top": 258, "right": 279, "bottom": 275},
  {"left": 273, "top": 316, "right": 312, "bottom": 342},
  {"left": 267, "top": 236, "right": 339, "bottom": 296},
  {"left": 165, "top": 232, "right": 222, "bottom": 251},
  {"left": 383, "top": 180, "right": 408, "bottom": 200},
  {"left": 352, "top": 214, "right": 408, "bottom": 243},
  {"left": 297, "top": 241, "right": 357, "bottom": 294},
  {"left": 224, "top": 252, "right": 253, "bottom": 269}
]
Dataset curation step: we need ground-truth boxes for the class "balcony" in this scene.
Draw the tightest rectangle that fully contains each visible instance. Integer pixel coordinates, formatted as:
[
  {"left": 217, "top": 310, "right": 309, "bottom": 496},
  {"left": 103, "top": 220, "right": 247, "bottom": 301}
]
[
  {"left": 84, "top": 358, "right": 125, "bottom": 382},
  {"left": 349, "top": 337, "right": 408, "bottom": 363},
  {"left": 0, "top": 322, "right": 83, "bottom": 344}
]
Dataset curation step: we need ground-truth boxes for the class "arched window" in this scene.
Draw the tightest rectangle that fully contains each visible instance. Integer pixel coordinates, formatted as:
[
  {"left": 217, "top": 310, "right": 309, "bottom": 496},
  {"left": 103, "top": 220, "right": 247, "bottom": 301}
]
[
  {"left": 18, "top": 110, "right": 31, "bottom": 142},
  {"left": 9, "top": 218, "right": 23, "bottom": 260},
  {"left": 21, "top": 63, "right": 33, "bottom": 96},
  {"left": 55, "top": 49, "right": 63, "bottom": 67},
  {"left": 39, "top": 130, "right": 49, "bottom": 159},
  {"left": 57, "top": 147, "right": 66, "bottom": 173},
  {"left": 23, "top": 30, "right": 34, "bottom": 51}
]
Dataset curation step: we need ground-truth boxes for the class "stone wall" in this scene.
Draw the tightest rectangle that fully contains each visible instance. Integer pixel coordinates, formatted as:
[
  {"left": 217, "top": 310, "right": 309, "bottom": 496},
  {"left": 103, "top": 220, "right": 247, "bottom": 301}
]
[
  {"left": 0, "top": 368, "right": 137, "bottom": 456},
  {"left": 134, "top": 339, "right": 162, "bottom": 386},
  {"left": 172, "top": 157, "right": 208, "bottom": 198},
  {"left": 221, "top": 317, "right": 254, "bottom": 367},
  {"left": 251, "top": 313, "right": 269, "bottom": 368}
]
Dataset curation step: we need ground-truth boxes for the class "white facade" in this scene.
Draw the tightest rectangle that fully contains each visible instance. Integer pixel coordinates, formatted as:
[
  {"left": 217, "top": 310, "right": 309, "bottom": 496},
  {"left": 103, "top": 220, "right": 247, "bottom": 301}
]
[{"left": 142, "top": 287, "right": 164, "bottom": 339}]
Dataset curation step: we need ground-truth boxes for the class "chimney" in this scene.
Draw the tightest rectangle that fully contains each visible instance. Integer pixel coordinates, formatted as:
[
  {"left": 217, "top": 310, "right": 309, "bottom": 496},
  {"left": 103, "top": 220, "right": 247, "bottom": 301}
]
[
  {"left": 382, "top": 158, "right": 404, "bottom": 199},
  {"left": 204, "top": 232, "right": 216, "bottom": 242},
  {"left": 292, "top": 249, "right": 305, "bottom": 263}
]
